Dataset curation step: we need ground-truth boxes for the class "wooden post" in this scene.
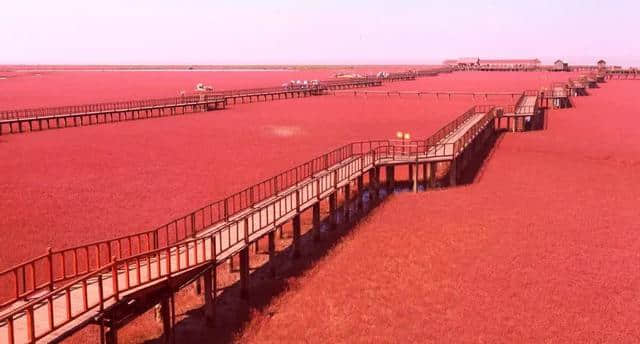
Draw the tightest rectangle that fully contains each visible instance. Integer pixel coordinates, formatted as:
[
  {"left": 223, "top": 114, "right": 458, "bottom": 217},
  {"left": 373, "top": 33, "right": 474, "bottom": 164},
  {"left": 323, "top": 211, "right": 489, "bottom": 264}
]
[
  {"left": 344, "top": 183, "right": 351, "bottom": 222},
  {"left": 356, "top": 175, "right": 364, "bottom": 211},
  {"left": 239, "top": 247, "right": 249, "bottom": 299},
  {"left": 99, "top": 318, "right": 106, "bottom": 344},
  {"left": 386, "top": 165, "right": 395, "bottom": 193},
  {"left": 204, "top": 267, "right": 215, "bottom": 326},
  {"left": 449, "top": 158, "right": 457, "bottom": 186},
  {"left": 105, "top": 325, "right": 118, "bottom": 344},
  {"left": 412, "top": 163, "right": 418, "bottom": 193},
  {"left": 408, "top": 164, "right": 414, "bottom": 186},
  {"left": 292, "top": 214, "right": 301, "bottom": 259},
  {"left": 47, "top": 247, "right": 53, "bottom": 291},
  {"left": 429, "top": 162, "right": 437, "bottom": 188},
  {"left": 422, "top": 163, "right": 428, "bottom": 189},
  {"left": 312, "top": 203, "right": 321, "bottom": 242},
  {"left": 194, "top": 277, "right": 202, "bottom": 295},
  {"left": 368, "top": 168, "right": 378, "bottom": 202},
  {"left": 160, "top": 297, "right": 171, "bottom": 343},
  {"left": 170, "top": 294, "right": 176, "bottom": 344},
  {"left": 329, "top": 193, "right": 337, "bottom": 230},
  {"left": 268, "top": 230, "right": 276, "bottom": 277}
]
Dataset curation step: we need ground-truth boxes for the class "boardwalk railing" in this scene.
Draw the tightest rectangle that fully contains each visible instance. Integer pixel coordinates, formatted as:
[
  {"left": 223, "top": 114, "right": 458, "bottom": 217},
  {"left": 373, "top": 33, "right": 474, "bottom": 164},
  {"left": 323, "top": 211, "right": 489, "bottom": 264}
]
[
  {"left": 0, "top": 234, "right": 217, "bottom": 344},
  {"left": 0, "top": 78, "right": 388, "bottom": 135},
  {"left": 425, "top": 106, "right": 477, "bottom": 147},
  {"left": 0, "top": 141, "right": 383, "bottom": 307},
  {"left": 332, "top": 90, "right": 524, "bottom": 100},
  {"left": 451, "top": 107, "right": 497, "bottom": 157},
  {"left": 0, "top": 94, "right": 225, "bottom": 121}
]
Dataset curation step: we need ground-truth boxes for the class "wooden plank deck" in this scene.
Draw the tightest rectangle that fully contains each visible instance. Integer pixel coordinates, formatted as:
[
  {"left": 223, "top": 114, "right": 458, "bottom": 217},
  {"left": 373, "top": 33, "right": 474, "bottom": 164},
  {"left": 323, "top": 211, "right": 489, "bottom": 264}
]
[
  {"left": 502, "top": 95, "right": 537, "bottom": 117},
  {"left": 380, "top": 112, "right": 489, "bottom": 165}
]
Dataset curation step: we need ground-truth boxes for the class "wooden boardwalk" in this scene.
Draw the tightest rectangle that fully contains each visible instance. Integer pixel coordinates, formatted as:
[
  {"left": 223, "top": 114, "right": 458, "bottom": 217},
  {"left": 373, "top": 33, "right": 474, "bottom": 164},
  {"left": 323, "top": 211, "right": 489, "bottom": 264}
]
[
  {"left": 0, "top": 95, "right": 227, "bottom": 135},
  {"left": 0, "top": 103, "right": 499, "bottom": 344},
  {"left": 332, "top": 89, "right": 524, "bottom": 101},
  {"left": 0, "top": 79, "right": 383, "bottom": 136},
  {"left": 496, "top": 93, "right": 540, "bottom": 132}
]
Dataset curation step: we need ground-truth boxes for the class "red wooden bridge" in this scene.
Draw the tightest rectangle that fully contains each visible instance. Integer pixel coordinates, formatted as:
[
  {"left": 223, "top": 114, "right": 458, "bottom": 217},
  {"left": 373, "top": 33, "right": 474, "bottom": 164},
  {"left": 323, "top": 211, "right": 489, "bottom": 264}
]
[
  {"left": 0, "top": 94, "right": 227, "bottom": 135},
  {"left": 0, "top": 79, "right": 380, "bottom": 136},
  {"left": 332, "top": 89, "right": 525, "bottom": 101}
]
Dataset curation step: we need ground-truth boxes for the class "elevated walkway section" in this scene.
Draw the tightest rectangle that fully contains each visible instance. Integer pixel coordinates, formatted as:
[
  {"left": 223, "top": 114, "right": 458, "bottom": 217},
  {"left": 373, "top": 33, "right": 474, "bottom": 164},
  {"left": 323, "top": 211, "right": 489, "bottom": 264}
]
[{"left": 0, "top": 103, "right": 500, "bottom": 344}]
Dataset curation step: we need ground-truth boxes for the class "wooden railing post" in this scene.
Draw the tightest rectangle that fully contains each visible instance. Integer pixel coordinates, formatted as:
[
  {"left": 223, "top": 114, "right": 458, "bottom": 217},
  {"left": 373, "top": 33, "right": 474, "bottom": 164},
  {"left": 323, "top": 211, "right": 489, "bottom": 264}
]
[
  {"left": 111, "top": 257, "right": 120, "bottom": 302},
  {"left": 98, "top": 272, "right": 104, "bottom": 311},
  {"left": 244, "top": 217, "right": 250, "bottom": 245},
  {"left": 191, "top": 213, "right": 196, "bottom": 238},
  {"left": 26, "top": 306, "right": 35, "bottom": 344},
  {"left": 47, "top": 247, "right": 54, "bottom": 291},
  {"left": 224, "top": 199, "right": 229, "bottom": 221}
]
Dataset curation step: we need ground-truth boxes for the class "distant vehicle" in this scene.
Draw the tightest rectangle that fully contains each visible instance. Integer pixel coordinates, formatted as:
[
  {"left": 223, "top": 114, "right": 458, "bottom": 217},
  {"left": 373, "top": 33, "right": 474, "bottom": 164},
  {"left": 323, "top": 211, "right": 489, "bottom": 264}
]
[
  {"left": 195, "top": 83, "right": 213, "bottom": 91},
  {"left": 336, "top": 73, "right": 364, "bottom": 79}
]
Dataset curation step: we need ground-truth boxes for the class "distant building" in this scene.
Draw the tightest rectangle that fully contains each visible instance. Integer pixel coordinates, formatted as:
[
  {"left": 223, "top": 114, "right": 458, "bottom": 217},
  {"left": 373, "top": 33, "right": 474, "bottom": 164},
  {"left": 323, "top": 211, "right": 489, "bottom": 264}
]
[
  {"left": 478, "top": 58, "right": 541, "bottom": 69},
  {"left": 443, "top": 58, "right": 541, "bottom": 70},
  {"left": 443, "top": 57, "right": 479, "bottom": 69},
  {"left": 597, "top": 59, "right": 607, "bottom": 69},
  {"left": 553, "top": 59, "right": 569, "bottom": 71}
]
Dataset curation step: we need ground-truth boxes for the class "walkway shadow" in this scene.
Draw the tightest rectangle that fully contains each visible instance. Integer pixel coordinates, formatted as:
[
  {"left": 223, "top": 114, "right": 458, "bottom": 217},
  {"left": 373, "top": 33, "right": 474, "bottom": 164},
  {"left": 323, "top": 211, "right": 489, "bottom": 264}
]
[
  {"left": 142, "top": 190, "right": 391, "bottom": 344},
  {"left": 460, "top": 131, "right": 506, "bottom": 185}
]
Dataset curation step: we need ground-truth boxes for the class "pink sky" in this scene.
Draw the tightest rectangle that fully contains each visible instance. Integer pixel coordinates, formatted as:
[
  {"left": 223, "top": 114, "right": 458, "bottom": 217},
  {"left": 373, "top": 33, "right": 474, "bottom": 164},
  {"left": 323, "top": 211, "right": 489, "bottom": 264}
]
[{"left": 1, "top": 0, "right": 638, "bottom": 66}]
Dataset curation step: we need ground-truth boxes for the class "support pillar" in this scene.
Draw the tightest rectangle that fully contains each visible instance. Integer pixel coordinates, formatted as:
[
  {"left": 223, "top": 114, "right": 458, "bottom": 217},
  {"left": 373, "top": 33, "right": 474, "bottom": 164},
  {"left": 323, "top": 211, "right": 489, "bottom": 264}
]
[
  {"left": 368, "top": 168, "right": 378, "bottom": 202},
  {"left": 312, "top": 203, "right": 321, "bottom": 241},
  {"left": 422, "top": 163, "right": 428, "bottom": 188},
  {"left": 239, "top": 247, "right": 249, "bottom": 299},
  {"left": 329, "top": 193, "right": 337, "bottom": 230},
  {"left": 292, "top": 214, "right": 301, "bottom": 259},
  {"left": 386, "top": 165, "right": 395, "bottom": 193},
  {"left": 194, "top": 277, "right": 202, "bottom": 295},
  {"left": 105, "top": 326, "right": 118, "bottom": 344},
  {"left": 357, "top": 175, "right": 364, "bottom": 211},
  {"left": 412, "top": 163, "right": 418, "bottom": 193},
  {"left": 344, "top": 183, "right": 351, "bottom": 222},
  {"left": 408, "top": 164, "right": 414, "bottom": 185},
  {"left": 160, "top": 297, "right": 172, "bottom": 344},
  {"left": 204, "top": 267, "right": 215, "bottom": 326},
  {"left": 449, "top": 158, "right": 457, "bottom": 187},
  {"left": 268, "top": 231, "right": 276, "bottom": 277}
]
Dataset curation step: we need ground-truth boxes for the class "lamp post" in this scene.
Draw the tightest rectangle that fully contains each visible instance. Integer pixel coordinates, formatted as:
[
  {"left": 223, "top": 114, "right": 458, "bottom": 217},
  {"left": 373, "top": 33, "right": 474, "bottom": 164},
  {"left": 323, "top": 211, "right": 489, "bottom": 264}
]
[{"left": 396, "top": 131, "right": 410, "bottom": 155}]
